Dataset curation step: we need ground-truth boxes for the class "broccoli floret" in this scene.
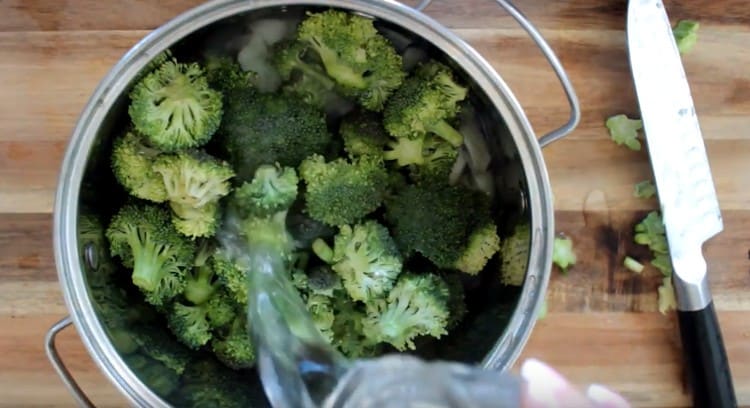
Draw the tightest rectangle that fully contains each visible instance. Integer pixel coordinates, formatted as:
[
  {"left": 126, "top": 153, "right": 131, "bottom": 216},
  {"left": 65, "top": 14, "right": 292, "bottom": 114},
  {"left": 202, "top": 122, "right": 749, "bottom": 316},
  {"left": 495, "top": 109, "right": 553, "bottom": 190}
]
[
  {"left": 499, "top": 222, "right": 531, "bottom": 286},
  {"left": 130, "top": 324, "right": 193, "bottom": 375},
  {"left": 673, "top": 20, "right": 699, "bottom": 54},
  {"left": 443, "top": 273, "right": 467, "bottom": 330},
  {"left": 183, "top": 242, "right": 221, "bottom": 305},
  {"left": 605, "top": 114, "right": 643, "bottom": 151},
  {"left": 312, "top": 220, "right": 402, "bottom": 302},
  {"left": 299, "top": 154, "right": 389, "bottom": 226},
  {"left": 128, "top": 59, "right": 223, "bottom": 152},
  {"left": 211, "top": 314, "right": 256, "bottom": 370},
  {"left": 174, "top": 358, "right": 254, "bottom": 407},
  {"left": 153, "top": 150, "right": 235, "bottom": 210},
  {"left": 204, "top": 54, "right": 254, "bottom": 93},
  {"left": 552, "top": 236, "right": 576, "bottom": 273},
  {"left": 296, "top": 10, "right": 405, "bottom": 111},
  {"left": 414, "top": 135, "right": 459, "bottom": 181},
  {"left": 383, "top": 60, "right": 468, "bottom": 147},
  {"left": 306, "top": 293, "right": 336, "bottom": 342},
  {"left": 170, "top": 201, "right": 221, "bottom": 239},
  {"left": 330, "top": 296, "right": 380, "bottom": 358},
  {"left": 306, "top": 265, "right": 342, "bottom": 298},
  {"left": 219, "top": 88, "right": 332, "bottom": 182},
  {"left": 272, "top": 39, "right": 338, "bottom": 108},
  {"left": 339, "top": 110, "right": 390, "bottom": 158},
  {"left": 105, "top": 203, "right": 195, "bottom": 306},
  {"left": 232, "top": 164, "right": 299, "bottom": 218},
  {"left": 453, "top": 223, "right": 501, "bottom": 276},
  {"left": 206, "top": 289, "right": 239, "bottom": 329},
  {"left": 133, "top": 49, "right": 173, "bottom": 82},
  {"left": 212, "top": 249, "right": 248, "bottom": 304},
  {"left": 111, "top": 131, "right": 167, "bottom": 203},
  {"left": 125, "top": 354, "right": 180, "bottom": 398},
  {"left": 89, "top": 283, "right": 140, "bottom": 354},
  {"left": 634, "top": 180, "right": 657, "bottom": 199},
  {"left": 166, "top": 301, "right": 213, "bottom": 349},
  {"left": 385, "top": 182, "right": 498, "bottom": 274},
  {"left": 362, "top": 272, "right": 450, "bottom": 351}
]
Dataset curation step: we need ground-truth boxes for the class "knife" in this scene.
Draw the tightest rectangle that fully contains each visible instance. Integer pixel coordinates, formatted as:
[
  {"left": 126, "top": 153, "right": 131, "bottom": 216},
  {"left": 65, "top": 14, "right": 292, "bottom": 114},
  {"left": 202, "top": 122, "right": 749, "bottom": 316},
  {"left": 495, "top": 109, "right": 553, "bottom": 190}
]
[{"left": 626, "top": 1, "right": 737, "bottom": 407}]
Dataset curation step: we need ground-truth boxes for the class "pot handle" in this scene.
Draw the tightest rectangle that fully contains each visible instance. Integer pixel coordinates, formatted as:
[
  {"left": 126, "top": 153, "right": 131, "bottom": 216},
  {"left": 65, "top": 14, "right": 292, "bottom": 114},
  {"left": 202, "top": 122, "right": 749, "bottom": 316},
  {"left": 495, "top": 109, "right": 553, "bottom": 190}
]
[
  {"left": 45, "top": 316, "right": 96, "bottom": 408},
  {"left": 416, "top": 0, "right": 581, "bottom": 147}
]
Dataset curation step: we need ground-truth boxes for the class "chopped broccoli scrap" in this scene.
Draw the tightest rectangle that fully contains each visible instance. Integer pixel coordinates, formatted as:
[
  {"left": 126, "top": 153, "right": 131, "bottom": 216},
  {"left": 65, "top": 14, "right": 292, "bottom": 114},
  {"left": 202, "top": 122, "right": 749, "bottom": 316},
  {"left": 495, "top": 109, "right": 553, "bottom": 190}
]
[
  {"left": 634, "top": 180, "right": 657, "bottom": 199},
  {"left": 552, "top": 236, "right": 576, "bottom": 273},
  {"left": 674, "top": 20, "right": 700, "bottom": 54},
  {"left": 606, "top": 114, "right": 643, "bottom": 151}
]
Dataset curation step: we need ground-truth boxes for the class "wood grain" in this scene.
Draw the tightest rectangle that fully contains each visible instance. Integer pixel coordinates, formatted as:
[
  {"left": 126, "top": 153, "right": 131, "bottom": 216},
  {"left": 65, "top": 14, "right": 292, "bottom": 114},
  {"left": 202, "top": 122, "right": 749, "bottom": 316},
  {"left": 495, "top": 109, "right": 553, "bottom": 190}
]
[{"left": 1, "top": 1, "right": 749, "bottom": 407}]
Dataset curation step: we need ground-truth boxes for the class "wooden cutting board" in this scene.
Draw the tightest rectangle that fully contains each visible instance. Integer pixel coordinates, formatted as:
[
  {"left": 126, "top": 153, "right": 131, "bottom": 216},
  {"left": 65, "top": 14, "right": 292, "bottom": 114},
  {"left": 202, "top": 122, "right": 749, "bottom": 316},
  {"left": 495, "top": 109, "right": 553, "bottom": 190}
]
[{"left": 1, "top": 0, "right": 748, "bottom": 406}]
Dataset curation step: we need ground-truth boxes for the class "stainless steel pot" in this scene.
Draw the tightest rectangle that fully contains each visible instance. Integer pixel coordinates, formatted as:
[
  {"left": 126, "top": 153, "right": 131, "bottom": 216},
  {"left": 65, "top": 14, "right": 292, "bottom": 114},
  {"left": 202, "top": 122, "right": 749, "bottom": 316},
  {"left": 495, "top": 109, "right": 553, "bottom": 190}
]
[{"left": 46, "top": 0, "right": 580, "bottom": 406}]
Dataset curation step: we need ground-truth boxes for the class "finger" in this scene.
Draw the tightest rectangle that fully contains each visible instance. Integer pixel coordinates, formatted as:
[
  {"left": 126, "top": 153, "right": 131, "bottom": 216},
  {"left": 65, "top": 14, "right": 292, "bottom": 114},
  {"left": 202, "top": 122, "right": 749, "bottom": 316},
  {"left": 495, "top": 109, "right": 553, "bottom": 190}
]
[
  {"left": 519, "top": 358, "right": 595, "bottom": 408},
  {"left": 586, "top": 384, "right": 631, "bottom": 408}
]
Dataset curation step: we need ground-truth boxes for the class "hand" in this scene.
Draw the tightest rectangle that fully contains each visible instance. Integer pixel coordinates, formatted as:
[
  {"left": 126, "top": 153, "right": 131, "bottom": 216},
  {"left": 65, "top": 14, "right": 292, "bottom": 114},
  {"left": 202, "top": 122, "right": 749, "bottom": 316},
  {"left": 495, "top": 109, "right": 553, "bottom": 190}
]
[{"left": 520, "top": 359, "right": 630, "bottom": 408}]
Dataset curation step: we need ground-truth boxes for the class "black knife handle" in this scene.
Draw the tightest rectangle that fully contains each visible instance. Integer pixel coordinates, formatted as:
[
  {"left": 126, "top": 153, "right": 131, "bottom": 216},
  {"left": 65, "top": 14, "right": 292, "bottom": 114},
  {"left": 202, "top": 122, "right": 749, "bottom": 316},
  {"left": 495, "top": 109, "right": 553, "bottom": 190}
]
[{"left": 677, "top": 301, "right": 737, "bottom": 408}]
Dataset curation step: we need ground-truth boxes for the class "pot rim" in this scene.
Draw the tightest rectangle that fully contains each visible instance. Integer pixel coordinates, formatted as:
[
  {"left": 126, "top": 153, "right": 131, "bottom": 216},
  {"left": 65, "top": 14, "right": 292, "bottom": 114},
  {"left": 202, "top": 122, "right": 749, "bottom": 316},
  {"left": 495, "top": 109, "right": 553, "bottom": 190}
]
[{"left": 53, "top": 0, "right": 554, "bottom": 406}]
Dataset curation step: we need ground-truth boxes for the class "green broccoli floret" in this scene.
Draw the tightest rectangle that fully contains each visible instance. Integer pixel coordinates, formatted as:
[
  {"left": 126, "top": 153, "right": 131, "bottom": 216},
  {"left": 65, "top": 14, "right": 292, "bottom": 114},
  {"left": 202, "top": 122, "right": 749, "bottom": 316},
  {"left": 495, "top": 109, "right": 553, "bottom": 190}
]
[
  {"left": 89, "top": 283, "right": 140, "bottom": 354},
  {"left": 605, "top": 114, "right": 643, "bottom": 151},
  {"left": 166, "top": 301, "right": 213, "bottom": 349},
  {"left": 306, "top": 265, "right": 342, "bottom": 298},
  {"left": 385, "top": 182, "right": 498, "bottom": 274},
  {"left": 219, "top": 88, "right": 332, "bottom": 182},
  {"left": 125, "top": 354, "right": 180, "bottom": 398},
  {"left": 174, "top": 358, "right": 254, "bottom": 407},
  {"left": 312, "top": 220, "right": 403, "bottom": 302},
  {"left": 204, "top": 54, "right": 254, "bottom": 93},
  {"left": 232, "top": 163, "right": 299, "bottom": 218},
  {"left": 130, "top": 324, "right": 193, "bottom": 375},
  {"left": 272, "top": 39, "right": 338, "bottom": 108},
  {"left": 183, "top": 241, "right": 221, "bottom": 305},
  {"left": 339, "top": 110, "right": 390, "bottom": 158},
  {"left": 299, "top": 154, "right": 389, "bottom": 226},
  {"left": 330, "top": 295, "right": 380, "bottom": 358},
  {"left": 105, "top": 203, "right": 195, "bottom": 306},
  {"left": 499, "top": 222, "right": 531, "bottom": 286},
  {"left": 211, "top": 314, "right": 256, "bottom": 370},
  {"left": 634, "top": 180, "right": 657, "bottom": 199},
  {"left": 152, "top": 150, "right": 235, "bottom": 238},
  {"left": 133, "top": 49, "right": 173, "bottom": 82},
  {"left": 409, "top": 135, "right": 459, "bottom": 181},
  {"left": 674, "top": 20, "right": 699, "bottom": 54},
  {"left": 110, "top": 131, "right": 167, "bottom": 203},
  {"left": 128, "top": 59, "right": 223, "bottom": 152},
  {"left": 306, "top": 293, "right": 336, "bottom": 342},
  {"left": 453, "top": 223, "right": 501, "bottom": 276},
  {"left": 383, "top": 60, "right": 468, "bottom": 147},
  {"left": 296, "top": 10, "right": 406, "bottom": 111},
  {"left": 153, "top": 150, "right": 235, "bottom": 210},
  {"left": 206, "top": 289, "right": 239, "bottom": 329},
  {"left": 362, "top": 272, "right": 450, "bottom": 351},
  {"left": 443, "top": 273, "right": 467, "bottom": 330},
  {"left": 552, "top": 236, "right": 576, "bottom": 273},
  {"left": 211, "top": 249, "right": 248, "bottom": 304}
]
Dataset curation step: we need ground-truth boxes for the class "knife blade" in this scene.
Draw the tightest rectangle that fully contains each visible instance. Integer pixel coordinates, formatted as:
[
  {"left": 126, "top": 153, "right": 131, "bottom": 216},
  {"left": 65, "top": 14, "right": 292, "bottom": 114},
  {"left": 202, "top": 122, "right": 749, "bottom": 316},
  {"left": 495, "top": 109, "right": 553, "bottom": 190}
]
[{"left": 626, "top": 1, "right": 737, "bottom": 406}]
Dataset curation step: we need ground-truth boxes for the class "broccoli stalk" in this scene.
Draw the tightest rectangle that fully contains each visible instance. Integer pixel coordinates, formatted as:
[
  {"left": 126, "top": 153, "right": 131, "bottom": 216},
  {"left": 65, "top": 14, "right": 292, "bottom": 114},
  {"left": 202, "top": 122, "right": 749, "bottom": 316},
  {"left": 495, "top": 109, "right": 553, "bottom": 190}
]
[
  {"left": 362, "top": 272, "right": 450, "bottom": 351},
  {"left": 383, "top": 60, "right": 468, "bottom": 147},
  {"left": 312, "top": 220, "right": 403, "bottom": 303},
  {"left": 296, "top": 10, "right": 406, "bottom": 111},
  {"left": 128, "top": 59, "right": 223, "bottom": 152},
  {"left": 105, "top": 203, "right": 195, "bottom": 306}
]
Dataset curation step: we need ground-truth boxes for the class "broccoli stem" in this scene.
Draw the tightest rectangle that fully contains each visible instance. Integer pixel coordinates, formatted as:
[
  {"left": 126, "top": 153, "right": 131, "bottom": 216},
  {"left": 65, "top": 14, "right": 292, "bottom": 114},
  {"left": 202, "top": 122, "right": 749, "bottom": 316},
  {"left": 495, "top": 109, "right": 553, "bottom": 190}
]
[
  {"left": 312, "top": 238, "right": 334, "bottom": 263},
  {"left": 184, "top": 264, "right": 217, "bottom": 305},
  {"left": 313, "top": 45, "right": 366, "bottom": 89},
  {"left": 623, "top": 256, "right": 645, "bottom": 274},
  {"left": 383, "top": 137, "right": 425, "bottom": 167},
  {"left": 427, "top": 120, "right": 463, "bottom": 147},
  {"left": 129, "top": 231, "right": 169, "bottom": 292},
  {"left": 297, "top": 60, "right": 337, "bottom": 91}
]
